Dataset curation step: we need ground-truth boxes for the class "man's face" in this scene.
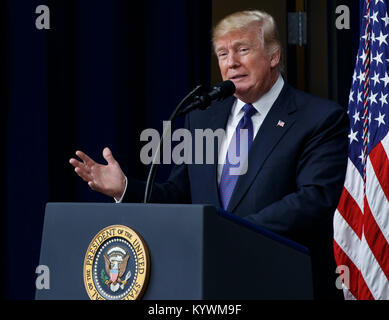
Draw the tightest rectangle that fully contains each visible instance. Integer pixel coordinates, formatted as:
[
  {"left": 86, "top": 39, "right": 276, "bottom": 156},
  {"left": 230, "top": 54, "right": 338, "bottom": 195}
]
[{"left": 215, "top": 26, "right": 279, "bottom": 103}]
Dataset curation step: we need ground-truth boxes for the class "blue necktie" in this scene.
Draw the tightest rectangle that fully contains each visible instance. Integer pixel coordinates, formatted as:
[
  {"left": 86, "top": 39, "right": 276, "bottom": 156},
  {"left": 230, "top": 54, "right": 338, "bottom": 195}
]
[{"left": 219, "top": 104, "right": 257, "bottom": 210}]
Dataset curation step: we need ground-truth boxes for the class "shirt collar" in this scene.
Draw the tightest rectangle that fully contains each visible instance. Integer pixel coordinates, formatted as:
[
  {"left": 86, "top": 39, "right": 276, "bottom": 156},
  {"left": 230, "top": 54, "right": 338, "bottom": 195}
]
[{"left": 232, "top": 74, "right": 284, "bottom": 118}]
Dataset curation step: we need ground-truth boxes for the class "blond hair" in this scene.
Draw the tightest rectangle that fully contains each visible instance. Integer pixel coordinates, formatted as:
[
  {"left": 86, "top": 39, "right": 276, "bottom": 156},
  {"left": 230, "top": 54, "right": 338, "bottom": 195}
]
[{"left": 212, "top": 10, "right": 282, "bottom": 67}]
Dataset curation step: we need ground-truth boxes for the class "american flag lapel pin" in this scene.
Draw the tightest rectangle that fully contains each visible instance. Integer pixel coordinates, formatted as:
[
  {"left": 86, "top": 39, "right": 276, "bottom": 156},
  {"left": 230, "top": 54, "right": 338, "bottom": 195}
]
[{"left": 277, "top": 120, "right": 285, "bottom": 128}]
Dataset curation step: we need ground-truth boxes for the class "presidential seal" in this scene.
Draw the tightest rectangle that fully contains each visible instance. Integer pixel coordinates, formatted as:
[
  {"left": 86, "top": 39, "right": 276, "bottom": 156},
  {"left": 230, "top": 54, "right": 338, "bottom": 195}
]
[{"left": 83, "top": 225, "right": 150, "bottom": 300}]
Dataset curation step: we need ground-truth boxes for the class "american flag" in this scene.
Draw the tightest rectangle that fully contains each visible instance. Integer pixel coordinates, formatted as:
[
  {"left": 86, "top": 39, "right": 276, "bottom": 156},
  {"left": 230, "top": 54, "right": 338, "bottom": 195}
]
[{"left": 333, "top": 0, "right": 389, "bottom": 300}]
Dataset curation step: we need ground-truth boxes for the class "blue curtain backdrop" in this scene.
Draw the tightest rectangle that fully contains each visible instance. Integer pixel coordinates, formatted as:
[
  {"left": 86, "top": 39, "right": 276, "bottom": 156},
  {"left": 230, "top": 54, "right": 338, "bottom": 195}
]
[{"left": 2, "top": 0, "right": 211, "bottom": 299}]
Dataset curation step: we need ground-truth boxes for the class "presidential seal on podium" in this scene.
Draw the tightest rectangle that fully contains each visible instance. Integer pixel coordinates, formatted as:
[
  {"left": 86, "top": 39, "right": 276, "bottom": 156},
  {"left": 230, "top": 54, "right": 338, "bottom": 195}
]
[{"left": 83, "top": 225, "right": 150, "bottom": 300}]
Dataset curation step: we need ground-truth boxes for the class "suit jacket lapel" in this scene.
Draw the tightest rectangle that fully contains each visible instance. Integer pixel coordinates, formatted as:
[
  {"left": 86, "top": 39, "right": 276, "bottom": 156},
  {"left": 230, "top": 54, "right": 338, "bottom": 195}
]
[
  {"left": 207, "top": 96, "right": 235, "bottom": 133},
  {"left": 227, "top": 84, "right": 297, "bottom": 212},
  {"left": 195, "top": 96, "right": 235, "bottom": 208}
]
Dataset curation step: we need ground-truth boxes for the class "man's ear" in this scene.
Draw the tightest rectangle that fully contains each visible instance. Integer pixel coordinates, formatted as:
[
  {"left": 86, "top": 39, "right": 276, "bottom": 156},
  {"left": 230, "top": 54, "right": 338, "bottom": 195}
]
[{"left": 270, "top": 49, "right": 281, "bottom": 68}]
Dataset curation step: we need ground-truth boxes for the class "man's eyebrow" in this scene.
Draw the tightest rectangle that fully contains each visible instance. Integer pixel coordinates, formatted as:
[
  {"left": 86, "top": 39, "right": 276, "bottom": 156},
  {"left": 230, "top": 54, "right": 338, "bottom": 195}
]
[
  {"left": 215, "top": 46, "right": 226, "bottom": 53},
  {"left": 232, "top": 40, "right": 250, "bottom": 46},
  {"left": 215, "top": 40, "right": 251, "bottom": 51}
]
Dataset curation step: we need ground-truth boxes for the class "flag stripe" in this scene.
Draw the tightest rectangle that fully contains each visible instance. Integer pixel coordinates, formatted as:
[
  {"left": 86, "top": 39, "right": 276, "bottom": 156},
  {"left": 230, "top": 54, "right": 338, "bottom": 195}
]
[
  {"left": 343, "top": 287, "right": 357, "bottom": 300},
  {"left": 334, "top": 210, "right": 362, "bottom": 271},
  {"left": 333, "top": 239, "right": 374, "bottom": 299},
  {"left": 363, "top": 197, "right": 389, "bottom": 281},
  {"left": 369, "top": 141, "right": 389, "bottom": 200},
  {"left": 334, "top": 207, "right": 389, "bottom": 300},
  {"left": 359, "top": 233, "right": 389, "bottom": 299},
  {"left": 333, "top": 239, "right": 360, "bottom": 298},
  {"left": 337, "top": 188, "right": 363, "bottom": 239},
  {"left": 358, "top": 267, "right": 375, "bottom": 300},
  {"left": 366, "top": 151, "right": 389, "bottom": 242},
  {"left": 343, "top": 159, "right": 364, "bottom": 212}
]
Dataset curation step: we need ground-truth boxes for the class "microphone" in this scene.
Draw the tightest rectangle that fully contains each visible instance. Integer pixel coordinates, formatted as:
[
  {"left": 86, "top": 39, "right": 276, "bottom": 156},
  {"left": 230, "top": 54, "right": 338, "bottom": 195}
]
[
  {"left": 143, "top": 84, "right": 203, "bottom": 203},
  {"left": 176, "top": 80, "right": 236, "bottom": 117},
  {"left": 143, "top": 81, "right": 235, "bottom": 204}
]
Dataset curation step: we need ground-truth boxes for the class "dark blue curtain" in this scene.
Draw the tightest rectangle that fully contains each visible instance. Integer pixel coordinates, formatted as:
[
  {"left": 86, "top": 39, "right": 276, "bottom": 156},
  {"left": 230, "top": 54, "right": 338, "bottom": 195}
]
[
  {"left": 2, "top": 0, "right": 211, "bottom": 299},
  {"left": 327, "top": 0, "right": 361, "bottom": 107}
]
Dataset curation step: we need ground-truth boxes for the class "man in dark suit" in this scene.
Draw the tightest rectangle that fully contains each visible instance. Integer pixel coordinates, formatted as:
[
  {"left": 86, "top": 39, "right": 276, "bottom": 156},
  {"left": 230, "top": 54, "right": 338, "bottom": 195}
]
[{"left": 70, "top": 10, "right": 349, "bottom": 299}]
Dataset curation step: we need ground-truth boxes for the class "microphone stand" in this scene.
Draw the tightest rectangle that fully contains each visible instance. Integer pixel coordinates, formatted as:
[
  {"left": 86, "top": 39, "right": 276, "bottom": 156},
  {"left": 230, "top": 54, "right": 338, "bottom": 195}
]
[{"left": 143, "top": 85, "right": 203, "bottom": 203}]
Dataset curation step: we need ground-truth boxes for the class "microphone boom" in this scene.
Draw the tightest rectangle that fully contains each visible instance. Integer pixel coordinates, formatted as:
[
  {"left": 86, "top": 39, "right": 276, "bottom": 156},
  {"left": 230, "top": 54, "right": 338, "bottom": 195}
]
[{"left": 176, "top": 80, "right": 236, "bottom": 117}]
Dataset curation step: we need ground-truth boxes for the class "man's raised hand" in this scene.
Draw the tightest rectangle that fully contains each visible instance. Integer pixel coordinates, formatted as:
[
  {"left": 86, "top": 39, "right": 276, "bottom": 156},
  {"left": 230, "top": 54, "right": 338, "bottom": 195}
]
[{"left": 69, "top": 147, "right": 126, "bottom": 200}]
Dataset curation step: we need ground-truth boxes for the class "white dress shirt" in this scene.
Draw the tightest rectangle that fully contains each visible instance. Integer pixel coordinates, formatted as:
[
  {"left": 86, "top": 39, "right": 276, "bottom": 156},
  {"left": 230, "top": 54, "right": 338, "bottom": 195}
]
[{"left": 217, "top": 75, "right": 284, "bottom": 184}]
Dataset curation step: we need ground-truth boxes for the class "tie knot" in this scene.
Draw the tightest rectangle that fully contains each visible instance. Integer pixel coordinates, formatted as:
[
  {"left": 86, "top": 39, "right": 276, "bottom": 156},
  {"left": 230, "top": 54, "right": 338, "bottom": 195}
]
[{"left": 242, "top": 103, "right": 257, "bottom": 119}]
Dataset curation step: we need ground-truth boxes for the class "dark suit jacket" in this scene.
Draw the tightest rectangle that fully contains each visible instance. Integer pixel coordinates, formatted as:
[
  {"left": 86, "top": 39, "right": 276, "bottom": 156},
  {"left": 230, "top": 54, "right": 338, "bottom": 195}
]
[{"left": 124, "top": 83, "right": 349, "bottom": 299}]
